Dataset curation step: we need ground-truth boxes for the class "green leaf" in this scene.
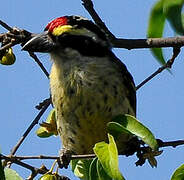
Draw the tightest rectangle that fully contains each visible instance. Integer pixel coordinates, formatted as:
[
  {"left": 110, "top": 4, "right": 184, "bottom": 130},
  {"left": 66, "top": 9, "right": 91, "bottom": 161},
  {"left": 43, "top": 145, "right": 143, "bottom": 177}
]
[
  {"left": 71, "top": 159, "right": 93, "bottom": 180},
  {"left": 36, "top": 127, "right": 54, "bottom": 138},
  {"left": 93, "top": 134, "right": 125, "bottom": 180},
  {"left": 96, "top": 160, "right": 112, "bottom": 180},
  {"left": 4, "top": 168, "right": 23, "bottom": 180},
  {"left": 107, "top": 121, "right": 132, "bottom": 140},
  {"left": 147, "top": 0, "right": 166, "bottom": 65},
  {"left": 171, "top": 164, "right": 184, "bottom": 180},
  {"left": 108, "top": 114, "right": 158, "bottom": 151},
  {"left": 89, "top": 158, "right": 99, "bottom": 180},
  {"left": 163, "top": 0, "right": 184, "bottom": 35}
]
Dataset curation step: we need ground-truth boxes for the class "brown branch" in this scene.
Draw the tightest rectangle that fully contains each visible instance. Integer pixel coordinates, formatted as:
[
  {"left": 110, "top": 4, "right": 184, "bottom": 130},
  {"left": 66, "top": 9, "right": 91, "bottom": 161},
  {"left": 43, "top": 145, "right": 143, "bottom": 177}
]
[
  {"left": 1, "top": 154, "right": 47, "bottom": 175},
  {"left": 10, "top": 99, "right": 51, "bottom": 156},
  {"left": 112, "top": 37, "right": 184, "bottom": 49},
  {"left": 5, "top": 136, "right": 184, "bottom": 162},
  {"left": 81, "top": 1, "right": 184, "bottom": 50},
  {"left": 158, "top": 139, "right": 184, "bottom": 148},
  {"left": 136, "top": 47, "right": 181, "bottom": 90},
  {"left": 10, "top": 154, "right": 96, "bottom": 161},
  {"left": 28, "top": 52, "right": 50, "bottom": 79}
]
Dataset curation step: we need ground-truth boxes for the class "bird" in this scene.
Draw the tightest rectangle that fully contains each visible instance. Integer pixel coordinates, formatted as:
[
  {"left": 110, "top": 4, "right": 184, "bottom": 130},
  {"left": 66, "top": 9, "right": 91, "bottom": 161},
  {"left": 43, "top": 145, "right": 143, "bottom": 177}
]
[{"left": 22, "top": 15, "right": 136, "bottom": 157}]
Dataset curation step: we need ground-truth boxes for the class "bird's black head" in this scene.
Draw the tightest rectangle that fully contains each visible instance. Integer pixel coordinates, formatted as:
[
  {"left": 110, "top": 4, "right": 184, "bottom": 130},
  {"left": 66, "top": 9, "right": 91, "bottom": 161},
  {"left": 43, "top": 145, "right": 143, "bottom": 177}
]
[{"left": 22, "top": 15, "right": 111, "bottom": 56}]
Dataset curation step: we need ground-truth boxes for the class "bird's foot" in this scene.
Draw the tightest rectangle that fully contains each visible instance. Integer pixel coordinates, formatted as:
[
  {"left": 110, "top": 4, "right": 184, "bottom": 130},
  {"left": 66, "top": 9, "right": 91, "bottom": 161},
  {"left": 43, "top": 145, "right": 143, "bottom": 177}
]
[{"left": 58, "top": 149, "right": 72, "bottom": 169}]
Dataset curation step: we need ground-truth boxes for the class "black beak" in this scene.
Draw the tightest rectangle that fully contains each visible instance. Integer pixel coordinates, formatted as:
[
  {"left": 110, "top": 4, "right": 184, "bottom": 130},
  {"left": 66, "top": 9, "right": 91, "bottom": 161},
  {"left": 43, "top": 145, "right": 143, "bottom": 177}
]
[{"left": 22, "top": 31, "right": 57, "bottom": 53}]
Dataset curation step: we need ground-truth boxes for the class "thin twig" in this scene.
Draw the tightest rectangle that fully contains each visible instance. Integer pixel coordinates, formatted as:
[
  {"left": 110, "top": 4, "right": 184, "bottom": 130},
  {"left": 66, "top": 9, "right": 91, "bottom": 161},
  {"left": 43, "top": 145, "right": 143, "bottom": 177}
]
[
  {"left": 10, "top": 154, "right": 96, "bottom": 161},
  {"left": 35, "top": 98, "right": 52, "bottom": 110},
  {"left": 0, "top": 42, "right": 16, "bottom": 51},
  {"left": 10, "top": 99, "right": 50, "bottom": 156},
  {"left": 136, "top": 47, "right": 181, "bottom": 90},
  {"left": 0, "top": 19, "right": 13, "bottom": 31},
  {"left": 1, "top": 154, "right": 47, "bottom": 174},
  {"left": 28, "top": 52, "right": 50, "bottom": 79},
  {"left": 81, "top": 0, "right": 115, "bottom": 40}
]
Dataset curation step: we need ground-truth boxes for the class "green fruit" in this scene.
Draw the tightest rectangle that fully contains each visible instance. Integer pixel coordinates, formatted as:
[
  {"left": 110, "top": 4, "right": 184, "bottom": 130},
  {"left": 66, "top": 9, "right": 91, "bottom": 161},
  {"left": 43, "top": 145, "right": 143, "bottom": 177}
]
[
  {"left": 0, "top": 48, "right": 16, "bottom": 65},
  {"left": 39, "top": 173, "right": 58, "bottom": 180}
]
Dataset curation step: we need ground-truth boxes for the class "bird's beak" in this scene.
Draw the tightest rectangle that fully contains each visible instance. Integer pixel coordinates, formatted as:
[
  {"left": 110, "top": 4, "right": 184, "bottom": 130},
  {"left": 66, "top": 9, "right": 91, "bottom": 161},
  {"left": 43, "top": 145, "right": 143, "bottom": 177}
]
[{"left": 22, "top": 31, "right": 57, "bottom": 53}]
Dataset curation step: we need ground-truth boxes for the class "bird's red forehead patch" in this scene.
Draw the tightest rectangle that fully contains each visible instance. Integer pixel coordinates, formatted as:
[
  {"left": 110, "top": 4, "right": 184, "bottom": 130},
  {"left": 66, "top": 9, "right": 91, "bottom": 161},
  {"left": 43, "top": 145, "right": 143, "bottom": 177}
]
[{"left": 45, "top": 17, "right": 68, "bottom": 32}]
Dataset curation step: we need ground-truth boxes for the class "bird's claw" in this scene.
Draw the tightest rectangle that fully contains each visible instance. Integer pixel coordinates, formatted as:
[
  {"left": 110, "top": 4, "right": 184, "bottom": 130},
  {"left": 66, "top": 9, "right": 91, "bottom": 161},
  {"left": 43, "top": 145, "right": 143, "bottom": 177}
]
[{"left": 58, "top": 149, "right": 72, "bottom": 169}]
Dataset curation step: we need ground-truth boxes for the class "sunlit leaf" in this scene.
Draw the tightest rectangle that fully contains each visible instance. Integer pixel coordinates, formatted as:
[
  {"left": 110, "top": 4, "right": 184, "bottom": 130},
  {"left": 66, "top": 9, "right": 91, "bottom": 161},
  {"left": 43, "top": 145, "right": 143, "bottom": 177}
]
[
  {"left": 36, "top": 109, "right": 58, "bottom": 138},
  {"left": 163, "top": 0, "right": 184, "bottom": 35},
  {"left": 171, "top": 164, "right": 184, "bottom": 180},
  {"left": 71, "top": 159, "right": 92, "bottom": 180},
  {"left": 147, "top": 0, "right": 166, "bottom": 65},
  {"left": 4, "top": 168, "right": 23, "bottom": 180},
  {"left": 108, "top": 114, "right": 158, "bottom": 151},
  {"left": 93, "top": 134, "right": 125, "bottom": 180}
]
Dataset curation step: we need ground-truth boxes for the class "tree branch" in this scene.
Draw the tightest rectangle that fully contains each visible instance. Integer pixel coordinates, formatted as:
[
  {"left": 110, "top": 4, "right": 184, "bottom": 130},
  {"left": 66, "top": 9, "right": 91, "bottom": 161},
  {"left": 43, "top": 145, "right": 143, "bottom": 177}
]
[
  {"left": 1, "top": 154, "right": 47, "bottom": 175},
  {"left": 112, "top": 37, "right": 184, "bottom": 49},
  {"left": 158, "top": 139, "right": 184, "bottom": 148},
  {"left": 9, "top": 154, "right": 96, "bottom": 161},
  {"left": 0, "top": 19, "right": 13, "bottom": 32},
  {"left": 136, "top": 47, "right": 180, "bottom": 90},
  {"left": 28, "top": 52, "right": 50, "bottom": 79},
  {"left": 10, "top": 99, "right": 51, "bottom": 156},
  {"left": 81, "top": 0, "right": 115, "bottom": 40}
]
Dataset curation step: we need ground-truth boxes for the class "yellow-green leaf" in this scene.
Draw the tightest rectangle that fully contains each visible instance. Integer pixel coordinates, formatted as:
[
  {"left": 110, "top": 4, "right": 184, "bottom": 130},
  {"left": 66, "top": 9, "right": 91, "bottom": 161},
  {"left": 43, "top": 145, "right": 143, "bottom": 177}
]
[
  {"left": 96, "top": 160, "right": 112, "bottom": 180},
  {"left": 36, "top": 127, "right": 54, "bottom": 138},
  {"left": 108, "top": 114, "right": 158, "bottom": 151},
  {"left": 36, "top": 109, "right": 58, "bottom": 138},
  {"left": 147, "top": 0, "right": 166, "bottom": 65},
  {"left": 171, "top": 164, "right": 184, "bottom": 180},
  {"left": 4, "top": 168, "right": 23, "bottom": 180},
  {"left": 93, "top": 134, "right": 125, "bottom": 180}
]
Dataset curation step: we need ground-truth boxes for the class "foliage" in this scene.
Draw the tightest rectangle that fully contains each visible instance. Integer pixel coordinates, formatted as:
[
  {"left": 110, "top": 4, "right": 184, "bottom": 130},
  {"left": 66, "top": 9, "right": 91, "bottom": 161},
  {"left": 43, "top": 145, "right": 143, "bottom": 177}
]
[
  {"left": 147, "top": 0, "right": 184, "bottom": 64},
  {"left": 36, "top": 109, "right": 58, "bottom": 138},
  {"left": 71, "top": 115, "right": 159, "bottom": 180},
  {"left": 171, "top": 164, "right": 184, "bottom": 180},
  {"left": 108, "top": 114, "right": 158, "bottom": 151},
  {"left": 4, "top": 168, "right": 23, "bottom": 180}
]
